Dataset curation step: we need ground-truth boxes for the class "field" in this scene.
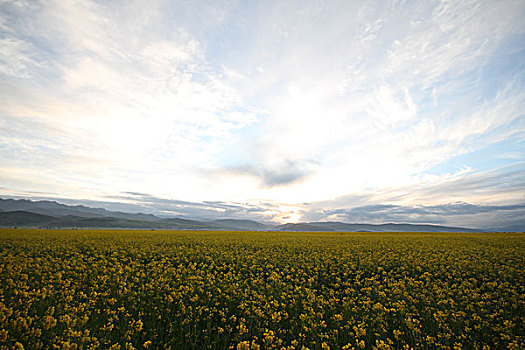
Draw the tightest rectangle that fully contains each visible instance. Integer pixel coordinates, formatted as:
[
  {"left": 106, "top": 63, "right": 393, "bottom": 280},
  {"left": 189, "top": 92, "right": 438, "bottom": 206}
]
[{"left": 0, "top": 229, "right": 523, "bottom": 350}]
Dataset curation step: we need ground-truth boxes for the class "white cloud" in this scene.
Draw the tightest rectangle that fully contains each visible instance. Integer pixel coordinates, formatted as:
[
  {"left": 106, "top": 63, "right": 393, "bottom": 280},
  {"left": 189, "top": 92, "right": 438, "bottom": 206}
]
[
  {"left": 0, "top": 0, "right": 263, "bottom": 201},
  {"left": 0, "top": 0, "right": 524, "bottom": 223},
  {"left": 0, "top": 37, "right": 43, "bottom": 78}
]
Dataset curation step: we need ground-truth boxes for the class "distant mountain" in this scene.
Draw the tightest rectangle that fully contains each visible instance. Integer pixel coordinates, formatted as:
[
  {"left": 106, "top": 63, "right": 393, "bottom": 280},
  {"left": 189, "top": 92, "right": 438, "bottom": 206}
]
[
  {"left": 210, "top": 219, "right": 272, "bottom": 230},
  {"left": 50, "top": 216, "right": 157, "bottom": 229},
  {"left": 488, "top": 224, "right": 525, "bottom": 232},
  {"left": 0, "top": 211, "right": 56, "bottom": 226},
  {"left": 279, "top": 223, "right": 333, "bottom": 231},
  {"left": 0, "top": 198, "right": 502, "bottom": 232},
  {"left": 279, "top": 222, "right": 480, "bottom": 232},
  {"left": 278, "top": 221, "right": 481, "bottom": 233},
  {"left": 158, "top": 218, "right": 224, "bottom": 230},
  {"left": 0, "top": 198, "right": 157, "bottom": 221},
  {"left": 0, "top": 211, "right": 227, "bottom": 230}
]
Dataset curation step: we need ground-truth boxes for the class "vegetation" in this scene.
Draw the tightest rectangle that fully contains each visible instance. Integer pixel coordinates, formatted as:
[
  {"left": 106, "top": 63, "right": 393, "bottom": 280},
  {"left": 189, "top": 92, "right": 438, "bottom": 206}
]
[{"left": 0, "top": 229, "right": 523, "bottom": 349}]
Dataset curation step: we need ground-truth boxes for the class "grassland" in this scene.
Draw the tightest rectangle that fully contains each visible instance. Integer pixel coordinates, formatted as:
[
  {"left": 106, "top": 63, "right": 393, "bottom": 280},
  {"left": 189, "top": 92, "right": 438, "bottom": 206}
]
[{"left": 0, "top": 229, "right": 523, "bottom": 350}]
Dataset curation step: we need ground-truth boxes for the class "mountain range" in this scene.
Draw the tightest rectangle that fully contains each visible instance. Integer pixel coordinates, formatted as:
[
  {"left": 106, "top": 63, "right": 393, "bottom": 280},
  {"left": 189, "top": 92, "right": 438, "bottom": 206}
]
[{"left": 0, "top": 198, "right": 500, "bottom": 232}]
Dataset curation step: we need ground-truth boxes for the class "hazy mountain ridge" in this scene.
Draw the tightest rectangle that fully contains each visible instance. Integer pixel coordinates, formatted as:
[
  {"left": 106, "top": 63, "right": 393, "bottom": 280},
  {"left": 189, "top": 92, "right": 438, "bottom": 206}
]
[
  {"left": 209, "top": 219, "right": 272, "bottom": 230},
  {"left": 0, "top": 198, "right": 157, "bottom": 221},
  {"left": 0, "top": 210, "right": 57, "bottom": 225},
  {"left": 279, "top": 222, "right": 482, "bottom": 233},
  {"left": 0, "top": 198, "right": 512, "bottom": 232}
]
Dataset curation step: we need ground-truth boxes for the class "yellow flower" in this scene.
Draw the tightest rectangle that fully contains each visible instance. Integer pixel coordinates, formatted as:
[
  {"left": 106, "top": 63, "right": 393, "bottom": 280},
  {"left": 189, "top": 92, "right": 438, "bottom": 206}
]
[
  {"left": 43, "top": 315, "right": 57, "bottom": 330},
  {"left": 0, "top": 329, "right": 7, "bottom": 342},
  {"left": 134, "top": 320, "right": 143, "bottom": 332},
  {"left": 236, "top": 341, "right": 250, "bottom": 350}
]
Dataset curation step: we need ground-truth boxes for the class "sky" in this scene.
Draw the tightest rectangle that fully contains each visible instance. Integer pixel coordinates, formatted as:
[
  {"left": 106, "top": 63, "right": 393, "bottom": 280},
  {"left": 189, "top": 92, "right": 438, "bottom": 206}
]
[{"left": 0, "top": 0, "right": 524, "bottom": 229}]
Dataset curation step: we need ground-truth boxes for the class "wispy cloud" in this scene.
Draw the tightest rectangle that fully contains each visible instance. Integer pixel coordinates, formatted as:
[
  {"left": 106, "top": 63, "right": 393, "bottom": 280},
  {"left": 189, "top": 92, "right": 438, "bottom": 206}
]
[
  {"left": 301, "top": 163, "right": 525, "bottom": 228},
  {"left": 105, "top": 192, "right": 283, "bottom": 223},
  {"left": 0, "top": 0, "right": 524, "bottom": 225},
  {"left": 305, "top": 202, "right": 525, "bottom": 230}
]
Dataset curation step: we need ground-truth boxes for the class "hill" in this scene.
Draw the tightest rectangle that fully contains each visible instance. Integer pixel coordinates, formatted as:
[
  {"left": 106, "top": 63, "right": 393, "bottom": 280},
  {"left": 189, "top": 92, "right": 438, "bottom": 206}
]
[
  {"left": 0, "top": 198, "right": 496, "bottom": 232},
  {"left": 210, "top": 219, "right": 272, "bottom": 230},
  {"left": 0, "top": 211, "right": 56, "bottom": 226},
  {"left": 0, "top": 198, "right": 157, "bottom": 221},
  {"left": 282, "top": 221, "right": 482, "bottom": 233}
]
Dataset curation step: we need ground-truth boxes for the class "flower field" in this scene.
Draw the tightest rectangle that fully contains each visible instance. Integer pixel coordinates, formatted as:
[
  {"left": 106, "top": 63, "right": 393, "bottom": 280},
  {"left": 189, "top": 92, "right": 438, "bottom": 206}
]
[{"left": 0, "top": 229, "right": 523, "bottom": 350}]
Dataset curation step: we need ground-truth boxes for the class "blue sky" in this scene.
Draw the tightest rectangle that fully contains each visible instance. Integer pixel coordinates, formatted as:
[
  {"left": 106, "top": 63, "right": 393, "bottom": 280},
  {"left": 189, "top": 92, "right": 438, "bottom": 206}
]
[{"left": 0, "top": 0, "right": 524, "bottom": 228}]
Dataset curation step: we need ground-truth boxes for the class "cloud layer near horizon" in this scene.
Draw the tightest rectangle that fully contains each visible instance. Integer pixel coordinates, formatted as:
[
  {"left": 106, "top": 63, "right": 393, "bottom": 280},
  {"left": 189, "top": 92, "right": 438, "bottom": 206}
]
[{"left": 1, "top": 0, "right": 524, "bottom": 226}]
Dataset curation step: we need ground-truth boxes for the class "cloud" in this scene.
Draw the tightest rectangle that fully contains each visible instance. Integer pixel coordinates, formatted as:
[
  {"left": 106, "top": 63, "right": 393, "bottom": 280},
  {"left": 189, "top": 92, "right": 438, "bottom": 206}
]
[
  {"left": 0, "top": 0, "right": 263, "bottom": 202},
  {"left": 221, "top": 159, "right": 318, "bottom": 187},
  {"left": 0, "top": 0, "right": 524, "bottom": 221},
  {"left": 0, "top": 37, "right": 43, "bottom": 78},
  {"left": 104, "top": 192, "right": 282, "bottom": 222},
  {"left": 2, "top": 187, "right": 523, "bottom": 230},
  {"left": 305, "top": 202, "right": 525, "bottom": 230},
  {"left": 306, "top": 162, "right": 525, "bottom": 209},
  {"left": 203, "top": 0, "right": 524, "bottom": 204},
  {"left": 300, "top": 163, "right": 525, "bottom": 228}
]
